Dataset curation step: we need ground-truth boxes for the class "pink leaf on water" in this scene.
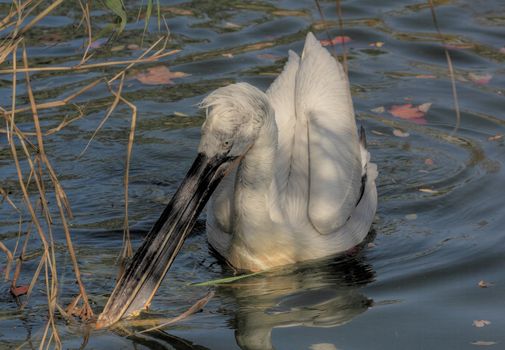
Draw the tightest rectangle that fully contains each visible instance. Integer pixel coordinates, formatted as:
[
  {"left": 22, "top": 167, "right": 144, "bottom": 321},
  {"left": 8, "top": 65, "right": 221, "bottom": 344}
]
[
  {"left": 10, "top": 285, "right": 29, "bottom": 297},
  {"left": 136, "top": 66, "right": 190, "bottom": 85},
  {"left": 319, "top": 36, "right": 352, "bottom": 47},
  {"left": 388, "top": 104, "right": 429, "bottom": 125}
]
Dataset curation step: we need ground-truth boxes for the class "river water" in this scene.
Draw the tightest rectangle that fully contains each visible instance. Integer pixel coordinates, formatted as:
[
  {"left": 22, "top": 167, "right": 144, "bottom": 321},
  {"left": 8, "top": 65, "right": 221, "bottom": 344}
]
[{"left": 0, "top": 0, "right": 504, "bottom": 349}]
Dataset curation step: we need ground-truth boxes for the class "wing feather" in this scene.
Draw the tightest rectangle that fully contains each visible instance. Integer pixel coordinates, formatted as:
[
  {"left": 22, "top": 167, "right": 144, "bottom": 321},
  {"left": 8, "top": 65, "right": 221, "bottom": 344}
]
[{"left": 295, "top": 32, "right": 362, "bottom": 234}]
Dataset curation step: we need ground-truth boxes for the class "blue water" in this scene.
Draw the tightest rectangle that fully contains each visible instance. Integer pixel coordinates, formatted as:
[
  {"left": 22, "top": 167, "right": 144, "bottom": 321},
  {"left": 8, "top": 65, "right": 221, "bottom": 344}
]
[{"left": 0, "top": 0, "right": 504, "bottom": 349}]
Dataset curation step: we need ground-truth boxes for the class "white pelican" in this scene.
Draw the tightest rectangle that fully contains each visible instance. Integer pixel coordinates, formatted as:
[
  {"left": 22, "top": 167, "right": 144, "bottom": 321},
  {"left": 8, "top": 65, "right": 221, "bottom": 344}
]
[{"left": 97, "top": 32, "right": 378, "bottom": 328}]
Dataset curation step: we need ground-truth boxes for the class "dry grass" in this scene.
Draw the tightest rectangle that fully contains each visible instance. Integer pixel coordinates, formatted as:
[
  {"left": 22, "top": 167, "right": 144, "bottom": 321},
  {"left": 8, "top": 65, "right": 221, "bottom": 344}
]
[{"left": 0, "top": 1, "right": 177, "bottom": 348}]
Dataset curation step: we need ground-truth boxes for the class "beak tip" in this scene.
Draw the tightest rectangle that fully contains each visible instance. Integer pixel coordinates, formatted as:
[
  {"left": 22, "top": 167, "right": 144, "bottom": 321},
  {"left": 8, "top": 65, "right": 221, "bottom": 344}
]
[{"left": 95, "top": 314, "right": 113, "bottom": 329}]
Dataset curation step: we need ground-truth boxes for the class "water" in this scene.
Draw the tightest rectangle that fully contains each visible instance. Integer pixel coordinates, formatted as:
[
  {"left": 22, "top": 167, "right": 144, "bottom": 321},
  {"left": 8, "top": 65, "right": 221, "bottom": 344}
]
[{"left": 1, "top": 0, "right": 504, "bottom": 349}]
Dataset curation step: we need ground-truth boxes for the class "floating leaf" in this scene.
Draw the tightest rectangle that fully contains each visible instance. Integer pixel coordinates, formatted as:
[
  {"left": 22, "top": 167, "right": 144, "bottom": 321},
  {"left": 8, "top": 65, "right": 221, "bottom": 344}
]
[
  {"left": 164, "top": 7, "right": 194, "bottom": 16},
  {"left": 224, "top": 21, "right": 241, "bottom": 29},
  {"left": 310, "top": 344, "right": 337, "bottom": 350},
  {"left": 136, "top": 66, "right": 190, "bottom": 85},
  {"left": 473, "top": 320, "right": 491, "bottom": 328},
  {"left": 388, "top": 103, "right": 428, "bottom": 125},
  {"left": 369, "top": 41, "right": 384, "bottom": 48},
  {"left": 471, "top": 341, "right": 497, "bottom": 346},
  {"left": 319, "top": 36, "right": 352, "bottom": 47},
  {"left": 478, "top": 280, "right": 494, "bottom": 288},
  {"left": 272, "top": 10, "right": 307, "bottom": 17},
  {"left": 257, "top": 53, "right": 282, "bottom": 61},
  {"left": 393, "top": 129, "right": 409, "bottom": 138},
  {"left": 10, "top": 285, "right": 29, "bottom": 297},
  {"left": 488, "top": 134, "right": 503, "bottom": 141},
  {"left": 405, "top": 214, "right": 417, "bottom": 220},
  {"left": 111, "top": 45, "right": 125, "bottom": 52},
  {"left": 371, "top": 106, "right": 385, "bottom": 113},
  {"left": 419, "top": 188, "right": 438, "bottom": 194},
  {"left": 468, "top": 73, "right": 492, "bottom": 85},
  {"left": 415, "top": 74, "right": 436, "bottom": 79},
  {"left": 424, "top": 158, "right": 434, "bottom": 166},
  {"left": 418, "top": 102, "right": 432, "bottom": 113}
]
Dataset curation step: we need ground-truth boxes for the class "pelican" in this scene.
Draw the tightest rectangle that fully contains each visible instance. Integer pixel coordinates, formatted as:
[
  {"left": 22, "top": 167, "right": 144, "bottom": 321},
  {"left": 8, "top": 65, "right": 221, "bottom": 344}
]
[{"left": 96, "top": 32, "right": 378, "bottom": 328}]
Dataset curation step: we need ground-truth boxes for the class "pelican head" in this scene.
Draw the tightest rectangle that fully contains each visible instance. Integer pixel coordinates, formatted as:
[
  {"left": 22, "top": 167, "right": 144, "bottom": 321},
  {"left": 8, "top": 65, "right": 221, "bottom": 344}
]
[{"left": 198, "top": 82, "right": 272, "bottom": 159}]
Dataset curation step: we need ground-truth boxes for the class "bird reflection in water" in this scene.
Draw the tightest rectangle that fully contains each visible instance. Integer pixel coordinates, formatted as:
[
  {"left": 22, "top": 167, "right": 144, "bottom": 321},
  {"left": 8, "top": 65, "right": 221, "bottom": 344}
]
[{"left": 119, "top": 245, "right": 375, "bottom": 350}]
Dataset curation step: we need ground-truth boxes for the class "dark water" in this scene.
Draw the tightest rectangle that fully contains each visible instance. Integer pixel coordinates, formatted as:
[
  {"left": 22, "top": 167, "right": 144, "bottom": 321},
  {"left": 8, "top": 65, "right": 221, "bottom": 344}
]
[{"left": 1, "top": 0, "right": 504, "bottom": 349}]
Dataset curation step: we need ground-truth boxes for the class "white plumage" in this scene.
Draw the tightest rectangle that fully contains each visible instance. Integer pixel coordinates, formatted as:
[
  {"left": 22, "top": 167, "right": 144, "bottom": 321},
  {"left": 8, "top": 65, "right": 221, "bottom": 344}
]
[{"left": 203, "top": 32, "right": 378, "bottom": 271}]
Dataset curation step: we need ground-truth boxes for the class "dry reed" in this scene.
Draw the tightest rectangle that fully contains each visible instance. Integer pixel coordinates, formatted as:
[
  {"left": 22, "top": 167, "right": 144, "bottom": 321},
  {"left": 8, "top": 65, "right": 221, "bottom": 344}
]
[{"left": 0, "top": 1, "right": 176, "bottom": 348}]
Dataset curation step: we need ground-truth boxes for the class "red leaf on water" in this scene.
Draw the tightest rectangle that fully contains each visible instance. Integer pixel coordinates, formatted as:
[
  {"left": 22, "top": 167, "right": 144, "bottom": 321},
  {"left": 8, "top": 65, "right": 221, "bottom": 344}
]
[
  {"left": 388, "top": 104, "right": 429, "bottom": 125},
  {"left": 319, "top": 36, "right": 352, "bottom": 47},
  {"left": 136, "top": 66, "right": 190, "bottom": 85},
  {"left": 10, "top": 285, "right": 29, "bottom": 297}
]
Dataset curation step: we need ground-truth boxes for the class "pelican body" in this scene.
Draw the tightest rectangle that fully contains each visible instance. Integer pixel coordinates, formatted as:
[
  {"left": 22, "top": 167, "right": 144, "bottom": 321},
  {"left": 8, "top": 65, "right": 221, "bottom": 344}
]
[{"left": 97, "top": 32, "right": 378, "bottom": 328}]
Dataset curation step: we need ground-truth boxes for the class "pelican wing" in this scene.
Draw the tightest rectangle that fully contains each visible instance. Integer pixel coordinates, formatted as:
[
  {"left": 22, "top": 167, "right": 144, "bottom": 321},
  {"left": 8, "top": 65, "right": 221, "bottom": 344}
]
[
  {"left": 296, "top": 33, "right": 362, "bottom": 234},
  {"left": 266, "top": 50, "right": 300, "bottom": 197}
]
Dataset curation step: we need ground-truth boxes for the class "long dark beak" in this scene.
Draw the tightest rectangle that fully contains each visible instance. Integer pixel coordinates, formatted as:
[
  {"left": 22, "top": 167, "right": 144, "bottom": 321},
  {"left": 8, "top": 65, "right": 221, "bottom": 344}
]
[{"left": 96, "top": 153, "right": 236, "bottom": 329}]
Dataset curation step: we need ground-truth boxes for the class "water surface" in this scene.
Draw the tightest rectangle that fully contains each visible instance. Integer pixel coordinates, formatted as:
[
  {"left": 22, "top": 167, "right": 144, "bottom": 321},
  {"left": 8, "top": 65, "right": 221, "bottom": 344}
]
[{"left": 1, "top": 0, "right": 504, "bottom": 349}]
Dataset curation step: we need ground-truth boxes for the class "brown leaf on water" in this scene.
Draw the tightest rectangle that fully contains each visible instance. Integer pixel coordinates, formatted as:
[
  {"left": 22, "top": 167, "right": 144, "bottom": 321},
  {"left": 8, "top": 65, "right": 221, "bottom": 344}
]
[
  {"left": 272, "top": 10, "right": 307, "bottom": 17},
  {"left": 471, "top": 341, "right": 497, "bottom": 346},
  {"left": 415, "top": 74, "right": 436, "bottom": 79},
  {"left": 478, "top": 280, "right": 494, "bottom": 288},
  {"left": 424, "top": 158, "right": 434, "bottom": 166},
  {"left": 136, "top": 66, "right": 190, "bottom": 85},
  {"left": 488, "top": 134, "right": 502, "bottom": 142},
  {"left": 320, "top": 36, "right": 352, "bottom": 47},
  {"left": 10, "top": 285, "right": 29, "bottom": 297},
  {"left": 473, "top": 320, "right": 491, "bottom": 328},
  {"left": 164, "top": 7, "right": 194, "bottom": 16}
]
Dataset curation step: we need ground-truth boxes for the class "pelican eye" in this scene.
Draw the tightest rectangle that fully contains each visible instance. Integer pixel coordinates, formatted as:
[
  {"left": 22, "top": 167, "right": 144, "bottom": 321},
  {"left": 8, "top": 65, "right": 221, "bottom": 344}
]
[{"left": 223, "top": 140, "right": 232, "bottom": 148}]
